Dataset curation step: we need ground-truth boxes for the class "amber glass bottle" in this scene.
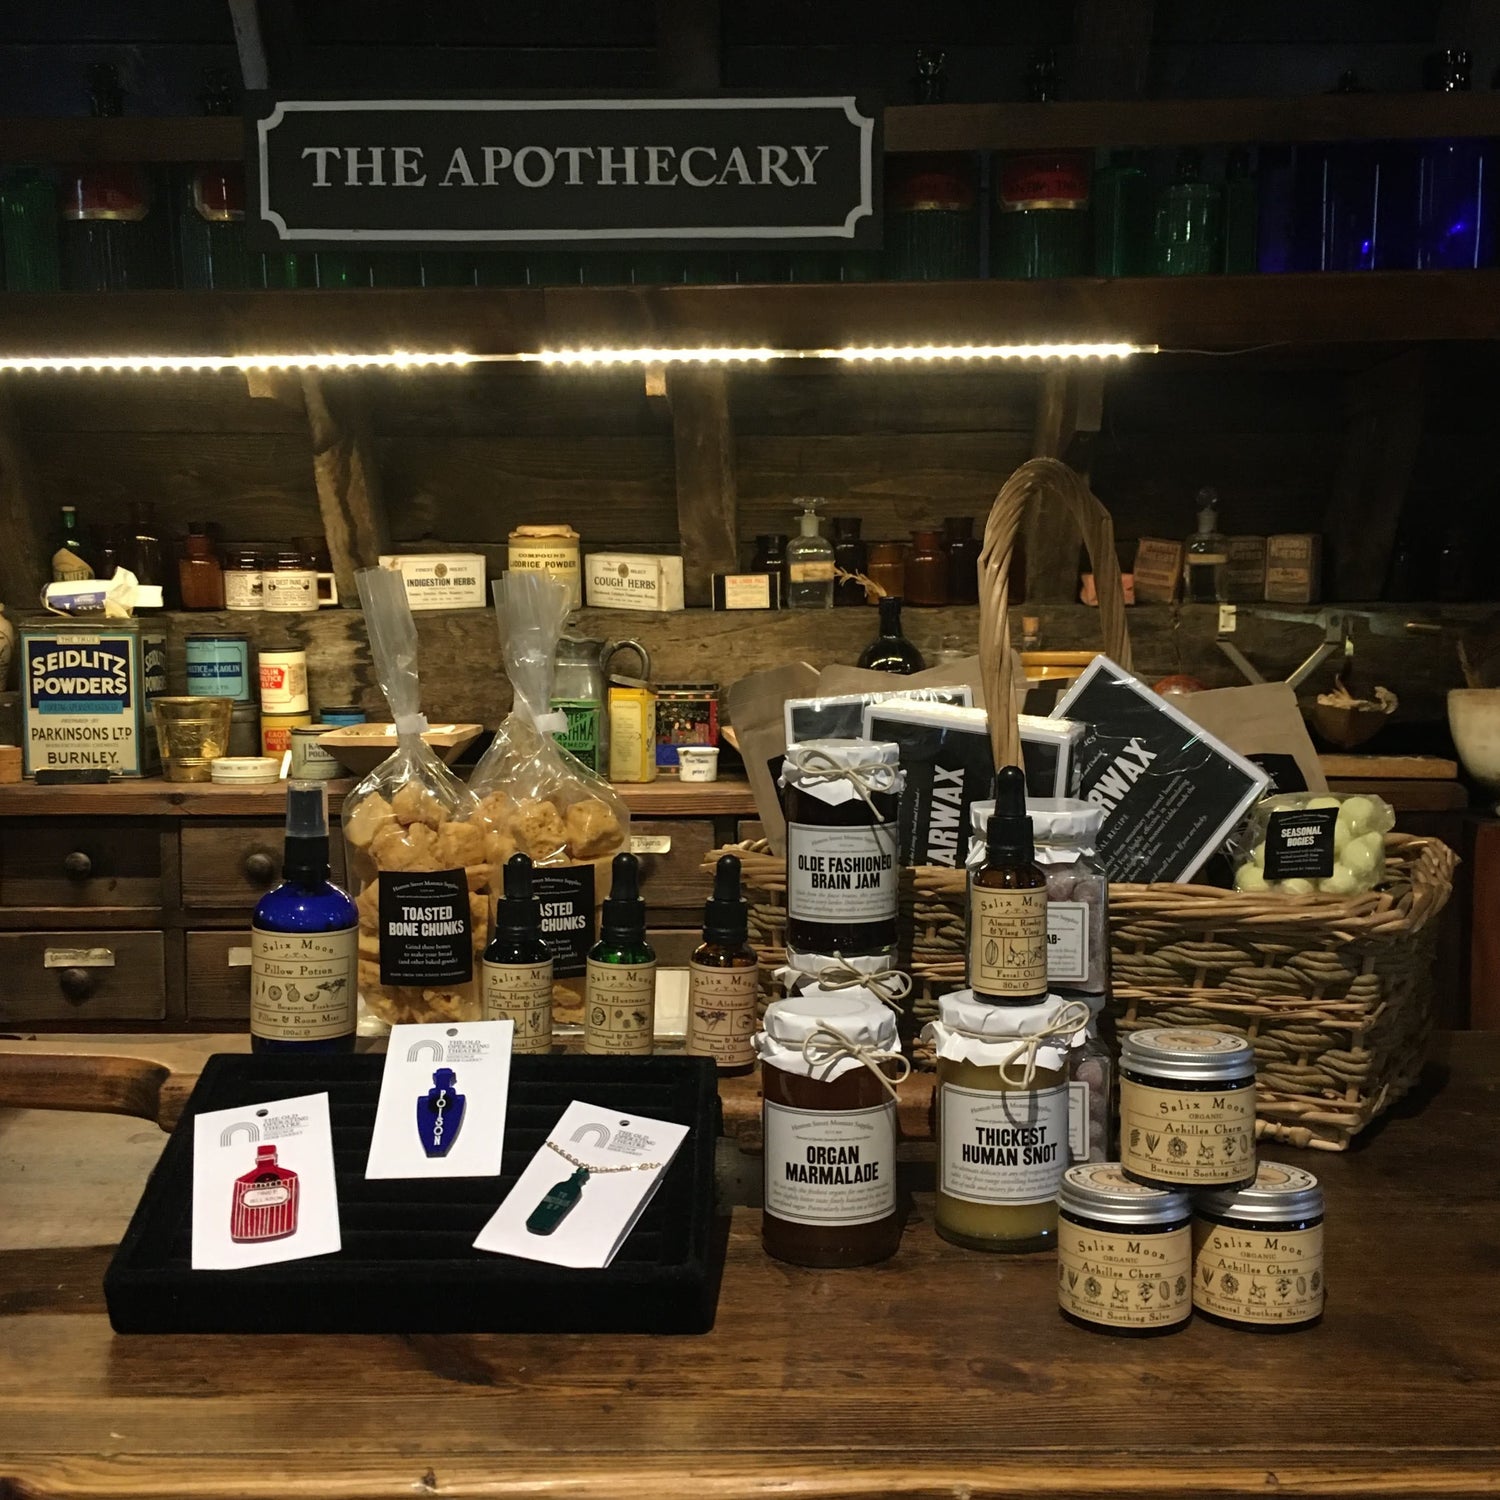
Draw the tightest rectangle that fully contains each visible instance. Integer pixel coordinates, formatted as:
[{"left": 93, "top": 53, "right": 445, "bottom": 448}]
[
  {"left": 687, "top": 854, "right": 758, "bottom": 1074},
  {"left": 968, "top": 765, "right": 1048, "bottom": 1004}
]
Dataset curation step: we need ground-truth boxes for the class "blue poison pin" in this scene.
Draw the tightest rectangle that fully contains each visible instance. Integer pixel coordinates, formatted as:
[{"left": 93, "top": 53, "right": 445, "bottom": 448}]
[{"left": 417, "top": 1067, "right": 465, "bottom": 1157}]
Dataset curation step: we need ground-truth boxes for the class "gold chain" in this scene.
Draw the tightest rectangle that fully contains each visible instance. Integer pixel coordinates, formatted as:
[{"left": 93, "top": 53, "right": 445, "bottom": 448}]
[{"left": 545, "top": 1139, "right": 661, "bottom": 1173}]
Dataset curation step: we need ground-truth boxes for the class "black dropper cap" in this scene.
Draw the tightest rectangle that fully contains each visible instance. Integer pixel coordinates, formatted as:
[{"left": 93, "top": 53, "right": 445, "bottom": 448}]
[
  {"left": 703, "top": 854, "right": 748, "bottom": 946},
  {"left": 496, "top": 852, "right": 542, "bottom": 942},
  {"left": 985, "top": 765, "right": 1035, "bottom": 865},
  {"left": 600, "top": 852, "right": 645, "bottom": 943}
]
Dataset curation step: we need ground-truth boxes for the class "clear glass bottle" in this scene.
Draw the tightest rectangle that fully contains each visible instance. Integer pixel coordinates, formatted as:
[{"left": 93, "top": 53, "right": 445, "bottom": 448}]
[
  {"left": 784, "top": 498, "right": 835, "bottom": 609},
  {"left": 1155, "top": 148, "right": 1224, "bottom": 276},
  {"left": 177, "top": 69, "right": 249, "bottom": 291},
  {"left": 125, "top": 501, "right": 166, "bottom": 599},
  {"left": 1184, "top": 487, "right": 1227, "bottom": 603},
  {"left": 0, "top": 167, "right": 60, "bottom": 290},
  {"left": 1030, "top": 799, "right": 1109, "bottom": 1003},
  {"left": 178, "top": 524, "right": 225, "bottom": 610},
  {"left": 857, "top": 596, "right": 925, "bottom": 675},
  {"left": 250, "top": 781, "right": 358, "bottom": 1054},
  {"left": 1417, "top": 49, "right": 1492, "bottom": 270}
]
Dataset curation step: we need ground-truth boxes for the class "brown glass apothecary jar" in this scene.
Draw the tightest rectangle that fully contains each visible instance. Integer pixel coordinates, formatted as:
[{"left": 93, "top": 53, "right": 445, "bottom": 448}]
[{"left": 906, "top": 529, "right": 948, "bottom": 605}]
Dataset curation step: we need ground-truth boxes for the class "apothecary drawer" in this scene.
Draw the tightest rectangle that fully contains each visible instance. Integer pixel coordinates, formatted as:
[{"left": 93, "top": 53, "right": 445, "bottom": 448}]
[
  {"left": 0, "top": 820, "right": 163, "bottom": 908},
  {"left": 185, "top": 929, "right": 252, "bottom": 1021},
  {"left": 0, "top": 931, "right": 166, "bottom": 1022},
  {"left": 631, "top": 819, "right": 715, "bottom": 920},
  {"left": 180, "top": 822, "right": 346, "bottom": 909}
]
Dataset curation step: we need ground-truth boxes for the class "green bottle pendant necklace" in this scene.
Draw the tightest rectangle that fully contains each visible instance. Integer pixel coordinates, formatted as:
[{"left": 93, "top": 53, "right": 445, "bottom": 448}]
[{"left": 525, "top": 1138, "right": 663, "bottom": 1235}]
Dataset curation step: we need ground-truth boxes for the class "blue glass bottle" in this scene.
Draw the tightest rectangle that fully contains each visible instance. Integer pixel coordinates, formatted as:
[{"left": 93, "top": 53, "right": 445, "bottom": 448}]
[
  {"left": 250, "top": 781, "right": 358, "bottom": 1054},
  {"left": 1417, "top": 49, "right": 1492, "bottom": 270}
]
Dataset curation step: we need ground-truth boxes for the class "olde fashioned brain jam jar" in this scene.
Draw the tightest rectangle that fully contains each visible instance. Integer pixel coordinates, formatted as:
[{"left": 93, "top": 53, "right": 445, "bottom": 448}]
[
  {"left": 1119, "top": 1027, "right": 1257, "bottom": 1191},
  {"left": 780, "top": 739, "right": 903, "bottom": 958},
  {"left": 754, "top": 989, "right": 906, "bottom": 1268}
]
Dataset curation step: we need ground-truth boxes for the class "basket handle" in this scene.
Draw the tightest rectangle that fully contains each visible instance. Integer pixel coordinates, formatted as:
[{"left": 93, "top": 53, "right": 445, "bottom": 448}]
[{"left": 978, "top": 456, "right": 1133, "bottom": 770}]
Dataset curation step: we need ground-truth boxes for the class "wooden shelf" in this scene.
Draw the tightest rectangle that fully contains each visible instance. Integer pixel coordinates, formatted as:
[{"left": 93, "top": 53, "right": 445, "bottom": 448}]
[
  {"left": 5, "top": 272, "right": 1500, "bottom": 357},
  {"left": 0, "top": 775, "right": 756, "bottom": 819},
  {"left": 4, "top": 92, "right": 1500, "bottom": 164}
]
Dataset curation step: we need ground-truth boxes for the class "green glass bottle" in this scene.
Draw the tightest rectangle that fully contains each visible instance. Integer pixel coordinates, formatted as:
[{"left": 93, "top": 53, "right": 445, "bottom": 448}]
[
  {"left": 0, "top": 167, "right": 61, "bottom": 290},
  {"left": 1154, "top": 148, "right": 1224, "bottom": 276},
  {"left": 1092, "top": 150, "right": 1152, "bottom": 277},
  {"left": 316, "top": 252, "right": 370, "bottom": 289},
  {"left": 1222, "top": 147, "right": 1258, "bottom": 273},
  {"left": 583, "top": 852, "right": 657, "bottom": 1056},
  {"left": 992, "top": 53, "right": 1091, "bottom": 279}
]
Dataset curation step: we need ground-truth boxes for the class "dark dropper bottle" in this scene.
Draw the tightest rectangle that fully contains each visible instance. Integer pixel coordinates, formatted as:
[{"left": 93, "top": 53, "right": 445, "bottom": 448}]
[
  {"left": 585, "top": 853, "right": 658, "bottom": 1055},
  {"left": 968, "top": 764, "right": 1049, "bottom": 1004},
  {"left": 688, "top": 854, "right": 759, "bottom": 1074},
  {"left": 482, "top": 852, "right": 555, "bottom": 1053}
]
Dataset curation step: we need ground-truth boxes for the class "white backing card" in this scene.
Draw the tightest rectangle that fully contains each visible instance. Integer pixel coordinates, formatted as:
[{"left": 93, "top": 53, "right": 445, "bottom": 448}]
[
  {"left": 365, "top": 1020, "right": 514, "bottom": 1179},
  {"left": 473, "top": 1099, "right": 690, "bottom": 1269},
  {"left": 191, "top": 1091, "right": 340, "bottom": 1270}
]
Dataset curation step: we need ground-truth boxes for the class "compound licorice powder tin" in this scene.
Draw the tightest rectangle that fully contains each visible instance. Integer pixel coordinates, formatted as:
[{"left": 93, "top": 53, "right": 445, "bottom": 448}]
[
  {"left": 1193, "top": 1161, "right": 1325, "bottom": 1331},
  {"left": 1119, "top": 1027, "right": 1257, "bottom": 1191}
]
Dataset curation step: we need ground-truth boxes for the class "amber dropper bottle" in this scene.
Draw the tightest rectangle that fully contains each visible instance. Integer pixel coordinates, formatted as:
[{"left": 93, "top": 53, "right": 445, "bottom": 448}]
[
  {"left": 967, "top": 764, "right": 1049, "bottom": 1004},
  {"left": 687, "top": 854, "right": 759, "bottom": 1075}
]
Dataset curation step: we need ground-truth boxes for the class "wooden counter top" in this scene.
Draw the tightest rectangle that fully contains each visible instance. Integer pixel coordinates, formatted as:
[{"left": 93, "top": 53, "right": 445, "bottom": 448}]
[
  {"left": 0, "top": 775, "right": 758, "bottom": 818},
  {"left": 0, "top": 1031, "right": 1496, "bottom": 1499}
]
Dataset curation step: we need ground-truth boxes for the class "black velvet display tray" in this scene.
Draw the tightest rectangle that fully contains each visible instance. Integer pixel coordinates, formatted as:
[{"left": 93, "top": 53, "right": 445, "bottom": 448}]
[{"left": 104, "top": 1052, "right": 724, "bottom": 1335}]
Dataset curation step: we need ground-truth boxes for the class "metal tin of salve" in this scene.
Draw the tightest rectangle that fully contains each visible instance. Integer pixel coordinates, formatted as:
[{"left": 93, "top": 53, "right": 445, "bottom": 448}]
[
  {"left": 185, "top": 634, "right": 252, "bottom": 703},
  {"left": 291, "top": 723, "right": 340, "bottom": 779}
]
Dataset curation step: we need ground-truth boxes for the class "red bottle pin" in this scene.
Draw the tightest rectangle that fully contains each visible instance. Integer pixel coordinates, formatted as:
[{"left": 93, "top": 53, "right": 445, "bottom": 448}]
[{"left": 230, "top": 1144, "right": 300, "bottom": 1242}]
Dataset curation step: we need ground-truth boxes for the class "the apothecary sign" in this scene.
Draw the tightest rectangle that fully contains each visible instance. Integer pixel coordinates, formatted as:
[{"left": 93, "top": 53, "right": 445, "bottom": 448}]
[{"left": 247, "top": 95, "right": 879, "bottom": 250}]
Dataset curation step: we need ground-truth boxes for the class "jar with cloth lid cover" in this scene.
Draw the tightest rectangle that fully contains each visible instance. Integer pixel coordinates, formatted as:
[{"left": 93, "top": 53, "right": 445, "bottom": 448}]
[
  {"left": 755, "top": 987, "right": 908, "bottom": 1267},
  {"left": 924, "top": 990, "right": 1087, "bottom": 1252}
]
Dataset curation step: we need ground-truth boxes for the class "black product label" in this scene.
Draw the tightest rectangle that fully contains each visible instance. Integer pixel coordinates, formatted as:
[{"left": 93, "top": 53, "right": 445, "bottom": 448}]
[
  {"left": 533, "top": 865, "right": 596, "bottom": 977},
  {"left": 1264, "top": 808, "right": 1338, "bottom": 880},
  {"left": 378, "top": 868, "right": 473, "bottom": 986},
  {"left": 1249, "top": 753, "right": 1309, "bottom": 795},
  {"left": 865, "top": 712, "right": 993, "bottom": 867}
]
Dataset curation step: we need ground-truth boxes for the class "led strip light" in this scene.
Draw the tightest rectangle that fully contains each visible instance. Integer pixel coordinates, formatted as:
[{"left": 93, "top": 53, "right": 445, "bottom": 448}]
[{"left": 0, "top": 342, "right": 1155, "bottom": 374}]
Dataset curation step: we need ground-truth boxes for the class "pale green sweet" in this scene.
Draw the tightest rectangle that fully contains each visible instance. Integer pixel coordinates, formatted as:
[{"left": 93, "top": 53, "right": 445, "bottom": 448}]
[
  {"left": 1306, "top": 796, "right": 1342, "bottom": 811},
  {"left": 1336, "top": 795, "right": 1379, "bottom": 840},
  {"left": 1319, "top": 866, "right": 1360, "bottom": 896},
  {"left": 1279, "top": 877, "right": 1316, "bottom": 895},
  {"left": 1251, "top": 840, "right": 1267, "bottom": 868},
  {"left": 1235, "top": 863, "right": 1268, "bottom": 893},
  {"left": 1343, "top": 830, "right": 1384, "bottom": 879}
]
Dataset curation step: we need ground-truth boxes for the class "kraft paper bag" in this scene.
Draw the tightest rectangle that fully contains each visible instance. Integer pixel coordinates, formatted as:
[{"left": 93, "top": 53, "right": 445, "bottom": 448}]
[
  {"left": 724, "top": 661, "right": 821, "bottom": 855},
  {"left": 1173, "top": 682, "right": 1328, "bottom": 796}
]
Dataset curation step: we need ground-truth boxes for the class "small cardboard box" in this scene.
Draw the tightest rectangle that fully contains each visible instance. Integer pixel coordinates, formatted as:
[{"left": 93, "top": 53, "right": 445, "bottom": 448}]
[
  {"left": 378, "top": 553, "right": 487, "bottom": 610},
  {"left": 711, "top": 571, "right": 781, "bottom": 610},
  {"left": 586, "top": 553, "right": 686, "bottom": 612},
  {"left": 1224, "top": 536, "right": 1268, "bottom": 602},
  {"left": 1133, "top": 537, "right": 1185, "bottom": 604},
  {"left": 1265, "top": 534, "right": 1322, "bottom": 605}
]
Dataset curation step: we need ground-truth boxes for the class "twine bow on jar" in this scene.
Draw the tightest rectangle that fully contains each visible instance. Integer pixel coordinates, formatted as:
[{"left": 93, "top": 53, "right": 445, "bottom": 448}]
[
  {"left": 948, "top": 999, "right": 1093, "bottom": 1087},
  {"left": 811, "top": 953, "right": 912, "bottom": 1011},
  {"left": 800, "top": 1025, "right": 912, "bottom": 1100},
  {"left": 783, "top": 744, "right": 900, "bottom": 815}
]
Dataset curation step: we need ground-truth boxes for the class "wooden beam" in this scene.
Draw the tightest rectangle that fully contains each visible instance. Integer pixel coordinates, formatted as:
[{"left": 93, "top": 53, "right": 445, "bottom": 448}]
[
  {"left": 668, "top": 367, "right": 738, "bottom": 607},
  {"left": 655, "top": 0, "right": 721, "bottom": 89},
  {"left": 0, "top": 388, "right": 49, "bottom": 608},
  {"left": 1325, "top": 350, "right": 1426, "bottom": 601},
  {"left": 1070, "top": 0, "right": 1155, "bottom": 99},
  {"left": 299, "top": 374, "right": 392, "bottom": 603},
  {"left": 1023, "top": 368, "right": 1108, "bottom": 602}
]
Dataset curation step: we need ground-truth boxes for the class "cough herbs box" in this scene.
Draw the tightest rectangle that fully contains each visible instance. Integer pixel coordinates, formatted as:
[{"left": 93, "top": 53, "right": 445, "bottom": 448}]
[{"left": 20, "top": 617, "right": 167, "bottom": 778}]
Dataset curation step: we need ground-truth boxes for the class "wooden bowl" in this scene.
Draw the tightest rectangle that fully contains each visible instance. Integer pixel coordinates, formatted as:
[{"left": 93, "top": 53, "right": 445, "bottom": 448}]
[
  {"left": 1306, "top": 702, "right": 1390, "bottom": 751},
  {"left": 315, "top": 722, "right": 482, "bottom": 778}
]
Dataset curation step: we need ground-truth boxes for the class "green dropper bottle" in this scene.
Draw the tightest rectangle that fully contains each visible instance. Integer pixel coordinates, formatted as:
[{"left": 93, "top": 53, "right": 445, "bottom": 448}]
[
  {"left": 584, "top": 852, "right": 657, "bottom": 1056},
  {"left": 967, "top": 764, "right": 1049, "bottom": 1004},
  {"left": 482, "top": 852, "right": 555, "bottom": 1054}
]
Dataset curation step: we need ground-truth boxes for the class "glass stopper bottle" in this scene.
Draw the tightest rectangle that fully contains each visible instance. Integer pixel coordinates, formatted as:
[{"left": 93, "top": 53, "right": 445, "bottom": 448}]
[
  {"left": 250, "top": 781, "right": 359, "bottom": 1054},
  {"left": 784, "top": 498, "right": 836, "bottom": 609},
  {"left": 177, "top": 68, "right": 249, "bottom": 291},
  {"left": 1184, "top": 487, "right": 1227, "bottom": 603},
  {"left": 687, "top": 854, "right": 759, "bottom": 1074},
  {"left": 857, "top": 597, "right": 926, "bottom": 675},
  {"left": 1155, "top": 148, "right": 1224, "bottom": 276}
]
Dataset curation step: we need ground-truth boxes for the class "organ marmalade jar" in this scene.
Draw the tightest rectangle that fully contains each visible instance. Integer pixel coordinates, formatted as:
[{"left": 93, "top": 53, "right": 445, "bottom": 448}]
[
  {"left": 924, "top": 991, "right": 1087, "bottom": 1252},
  {"left": 1119, "top": 1028, "right": 1257, "bottom": 1191},
  {"left": 1192, "top": 1162, "right": 1325, "bottom": 1331},
  {"left": 780, "top": 738, "right": 903, "bottom": 960},
  {"left": 754, "top": 987, "right": 908, "bottom": 1267}
]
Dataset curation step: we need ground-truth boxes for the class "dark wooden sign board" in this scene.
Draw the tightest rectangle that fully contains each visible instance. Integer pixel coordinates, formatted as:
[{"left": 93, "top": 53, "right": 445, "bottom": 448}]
[{"left": 246, "top": 94, "right": 881, "bottom": 252}]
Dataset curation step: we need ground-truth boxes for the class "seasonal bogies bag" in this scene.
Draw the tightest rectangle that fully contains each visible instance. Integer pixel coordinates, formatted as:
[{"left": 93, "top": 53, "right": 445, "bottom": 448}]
[
  {"left": 468, "top": 571, "right": 630, "bottom": 1021},
  {"left": 343, "top": 566, "right": 486, "bottom": 1025}
]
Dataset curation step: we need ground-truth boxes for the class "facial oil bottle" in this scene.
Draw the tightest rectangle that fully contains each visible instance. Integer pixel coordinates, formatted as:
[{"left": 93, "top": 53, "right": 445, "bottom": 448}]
[
  {"left": 482, "top": 852, "right": 555, "bottom": 1054},
  {"left": 687, "top": 854, "right": 758, "bottom": 1074},
  {"left": 250, "top": 780, "right": 358, "bottom": 1053},
  {"left": 968, "top": 764, "right": 1048, "bottom": 1004},
  {"left": 584, "top": 851, "right": 657, "bottom": 1055}
]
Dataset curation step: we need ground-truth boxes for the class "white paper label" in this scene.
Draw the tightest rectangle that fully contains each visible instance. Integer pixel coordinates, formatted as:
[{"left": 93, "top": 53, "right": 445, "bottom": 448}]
[
  {"left": 474, "top": 1099, "right": 690, "bottom": 1269},
  {"left": 227, "top": 945, "right": 252, "bottom": 968},
  {"left": 250, "top": 925, "right": 357, "bottom": 1043},
  {"left": 630, "top": 834, "right": 672, "bottom": 855},
  {"left": 1046, "top": 901, "right": 1090, "bottom": 984},
  {"left": 191, "top": 1091, "right": 340, "bottom": 1270},
  {"left": 785, "top": 822, "right": 898, "bottom": 925},
  {"left": 721, "top": 573, "right": 771, "bottom": 608},
  {"left": 365, "top": 1021, "right": 514, "bottom": 1180},
  {"left": 43, "top": 947, "right": 115, "bottom": 969},
  {"left": 763, "top": 1099, "right": 896, "bottom": 1227},
  {"left": 1069, "top": 1080, "right": 1091, "bottom": 1161},
  {"left": 939, "top": 1083, "right": 1069, "bottom": 1206}
]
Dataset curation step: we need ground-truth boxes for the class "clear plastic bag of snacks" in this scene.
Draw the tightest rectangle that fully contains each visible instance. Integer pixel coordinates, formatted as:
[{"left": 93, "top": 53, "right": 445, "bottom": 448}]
[
  {"left": 469, "top": 571, "right": 630, "bottom": 1021},
  {"left": 343, "top": 567, "right": 484, "bottom": 1025},
  {"left": 1233, "top": 791, "right": 1396, "bottom": 897}
]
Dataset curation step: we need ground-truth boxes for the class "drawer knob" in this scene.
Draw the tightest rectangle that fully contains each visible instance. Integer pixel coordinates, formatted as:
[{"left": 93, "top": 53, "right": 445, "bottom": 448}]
[
  {"left": 244, "top": 852, "right": 277, "bottom": 885},
  {"left": 63, "top": 851, "right": 92, "bottom": 880},
  {"left": 58, "top": 967, "right": 95, "bottom": 1001}
]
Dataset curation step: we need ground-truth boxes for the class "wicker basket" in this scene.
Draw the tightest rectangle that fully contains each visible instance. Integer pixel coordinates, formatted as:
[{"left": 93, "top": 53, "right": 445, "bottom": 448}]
[{"left": 712, "top": 457, "right": 1457, "bottom": 1151}]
